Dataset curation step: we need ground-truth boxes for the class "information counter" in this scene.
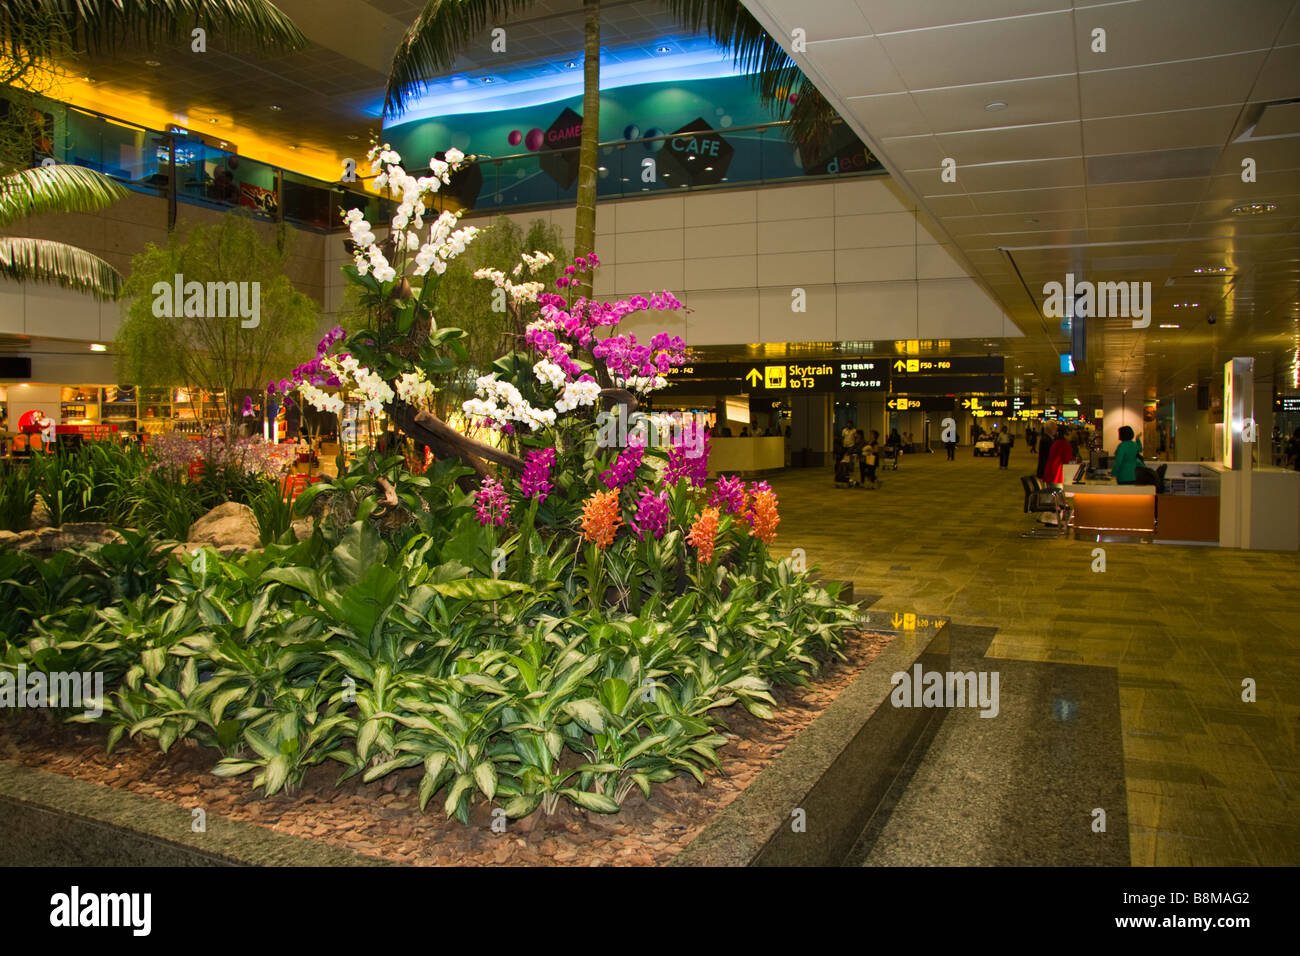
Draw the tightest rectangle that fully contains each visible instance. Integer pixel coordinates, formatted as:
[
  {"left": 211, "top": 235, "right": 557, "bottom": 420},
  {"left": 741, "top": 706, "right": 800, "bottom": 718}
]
[
  {"left": 1061, "top": 481, "right": 1156, "bottom": 538},
  {"left": 707, "top": 437, "right": 785, "bottom": 476}
]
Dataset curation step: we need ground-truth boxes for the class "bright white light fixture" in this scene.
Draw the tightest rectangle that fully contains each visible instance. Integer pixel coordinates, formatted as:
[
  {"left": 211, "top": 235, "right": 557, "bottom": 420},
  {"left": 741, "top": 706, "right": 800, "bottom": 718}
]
[{"left": 89, "top": 344, "right": 107, "bottom": 352}]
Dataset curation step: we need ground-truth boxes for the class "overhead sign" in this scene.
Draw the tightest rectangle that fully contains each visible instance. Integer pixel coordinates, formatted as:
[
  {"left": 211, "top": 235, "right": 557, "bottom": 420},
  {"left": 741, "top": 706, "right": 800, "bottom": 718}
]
[
  {"left": 960, "top": 395, "right": 1030, "bottom": 413},
  {"left": 747, "top": 361, "right": 888, "bottom": 393},
  {"left": 664, "top": 362, "right": 737, "bottom": 380},
  {"left": 890, "top": 356, "right": 1004, "bottom": 375},
  {"left": 1276, "top": 395, "right": 1300, "bottom": 413},
  {"left": 888, "top": 396, "right": 953, "bottom": 412},
  {"left": 665, "top": 359, "right": 893, "bottom": 394},
  {"left": 837, "top": 360, "right": 888, "bottom": 390}
]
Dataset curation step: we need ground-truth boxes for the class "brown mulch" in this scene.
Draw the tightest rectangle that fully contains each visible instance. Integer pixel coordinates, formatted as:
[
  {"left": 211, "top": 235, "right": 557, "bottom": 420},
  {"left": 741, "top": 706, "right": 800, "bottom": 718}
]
[{"left": 0, "top": 630, "right": 893, "bottom": 866}]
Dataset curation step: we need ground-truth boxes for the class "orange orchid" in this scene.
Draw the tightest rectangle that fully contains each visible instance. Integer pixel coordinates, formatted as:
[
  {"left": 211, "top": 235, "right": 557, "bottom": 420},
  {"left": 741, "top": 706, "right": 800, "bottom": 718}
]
[
  {"left": 580, "top": 488, "right": 623, "bottom": 549},
  {"left": 745, "top": 488, "right": 780, "bottom": 545},
  {"left": 686, "top": 506, "right": 720, "bottom": 564}
]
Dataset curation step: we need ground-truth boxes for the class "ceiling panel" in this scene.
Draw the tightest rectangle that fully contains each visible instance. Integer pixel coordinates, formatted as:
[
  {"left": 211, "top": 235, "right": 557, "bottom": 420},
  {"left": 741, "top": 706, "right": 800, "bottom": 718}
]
[{"left": 876, "top": 11, "right": 1076, "bottom": 89}]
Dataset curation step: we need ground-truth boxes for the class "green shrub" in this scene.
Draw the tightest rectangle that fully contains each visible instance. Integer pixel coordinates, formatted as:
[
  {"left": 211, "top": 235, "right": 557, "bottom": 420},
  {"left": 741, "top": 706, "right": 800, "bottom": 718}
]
[{"left": 0, "top": 460, "right": 36, "bottom": 531}]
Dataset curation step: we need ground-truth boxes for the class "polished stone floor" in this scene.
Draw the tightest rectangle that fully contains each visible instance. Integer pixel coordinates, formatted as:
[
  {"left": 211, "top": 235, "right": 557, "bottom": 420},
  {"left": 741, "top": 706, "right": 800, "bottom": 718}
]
[{"left": 771, "top": 445, "right": 1300, "bottom": 866}]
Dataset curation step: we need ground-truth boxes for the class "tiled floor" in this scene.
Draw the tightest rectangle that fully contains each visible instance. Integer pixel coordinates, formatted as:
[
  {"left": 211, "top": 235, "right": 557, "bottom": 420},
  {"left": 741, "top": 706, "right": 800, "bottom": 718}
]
[{"left": 771, "top": 445, "right": 1300, "bottom": 866}]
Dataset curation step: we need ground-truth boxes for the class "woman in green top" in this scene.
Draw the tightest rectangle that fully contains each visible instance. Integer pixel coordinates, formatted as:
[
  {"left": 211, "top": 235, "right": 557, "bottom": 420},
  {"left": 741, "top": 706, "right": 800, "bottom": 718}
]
[{"left": 1113, "top": 425, "right": 1141, "bottom": 484}]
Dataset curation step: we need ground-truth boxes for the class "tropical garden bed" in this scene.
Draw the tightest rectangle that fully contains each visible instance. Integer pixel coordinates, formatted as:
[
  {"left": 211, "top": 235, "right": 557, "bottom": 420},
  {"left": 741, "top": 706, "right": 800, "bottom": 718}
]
[{"left": 1, "top": 628, "right": 890, "bottom": 866}]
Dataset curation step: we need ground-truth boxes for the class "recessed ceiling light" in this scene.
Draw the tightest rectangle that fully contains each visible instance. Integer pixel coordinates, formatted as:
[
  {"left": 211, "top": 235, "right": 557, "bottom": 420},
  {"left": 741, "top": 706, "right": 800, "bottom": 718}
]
[
  {"left": 144, "top": 59, "right": 161, "bottom": 67},
  {"left": 481, "top": 76, "right": 495, "bottom": 84},
  {"left": 564, "top": 60, "right": 578, "bottom": 69},
  {"left": 346, "top": 134, "right": 359, "bottom": 140},
  {"left": 1230, "top": 201, "right": 1277, "bottom": 215},
  {"left": 704, "top": 166, "right": 713, "bottom": 171},
  {"left": 985, "top": 101, "right": 1008, "bottom": 111},
  {"left": 269, "top": 104, "right": 282, "bottom": 111},
  {"left": 1159, "top": 323, "right": 1180, "bottom": 329},
  {"left": 655, "top": 45, "right": 671, "bottom": 53},
  {"left": 287, "top": 144, "right": 298, "bottom": 150},
  {"left": 1192, "top": 265, "right": 1230, "bottom": 274},
  {"left": 597, "top": 166, "right": 607, "bottom": 172},
  {"left": 89, "top": 344, "right": 107, "bottom": 352},
  {"left": 1171, "top": 302, "right": 1199, "bottom": 308},
  {"left": 208, "top": 118, "right": 219, "bottom": 124}
]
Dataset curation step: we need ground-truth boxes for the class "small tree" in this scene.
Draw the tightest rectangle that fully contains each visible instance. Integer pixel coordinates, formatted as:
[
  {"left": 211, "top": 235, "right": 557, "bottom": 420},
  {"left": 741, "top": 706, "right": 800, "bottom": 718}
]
[{"left": 115, "top": 213, "right": 319, "bottom": 428}]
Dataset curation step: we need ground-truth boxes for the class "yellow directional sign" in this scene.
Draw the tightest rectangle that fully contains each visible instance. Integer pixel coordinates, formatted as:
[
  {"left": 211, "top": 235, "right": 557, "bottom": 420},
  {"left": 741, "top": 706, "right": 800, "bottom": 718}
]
[
  {"left": 903, "top": 613, "right": 916, "bottom": 630},
  {"left": 906, "top": 359, "right": 920, "bottom": 372},
  {"left": 890, "top": 613, "right": 903, "bottom": 628},
  {"left": 764, "top": 365, "right": 786, "bottom": 389},
  {"left": 892, "top": 359, "right": 906, "bottom": 372},
  {"left": 745, "top": 368, "right": 762, "bottom": 387}
]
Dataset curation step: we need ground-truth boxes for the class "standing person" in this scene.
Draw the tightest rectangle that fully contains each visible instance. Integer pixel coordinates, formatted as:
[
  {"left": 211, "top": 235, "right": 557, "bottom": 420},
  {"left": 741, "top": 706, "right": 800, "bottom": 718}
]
[
  {"left": 1037, "top": 421, "right": 1058, "bottom": 481},
  {"left": 1040, "top": 426, "right": 1074, "bottom": 526},
  {"left": 862, "top": 430, "right": 880, "bottom": 489},
  {"left": 1026, "top": 425, "right": 1037, "bottom": 453},
  {"left": 997, "top": 426, "right": 1013, "bottom": 469},
  {"left": 841, "top": 420, "right": 857, "bottom": 451},
  {"left": 944, "top": 427, "right": 957, "bottom": 460},
  {"left": 1112, "top": 425, "right": 1141, "bottom": 485},
  {"left": 1286, "top": 428, "right": 1300, "bottom": 471},
  {"left": 1045, "top": 426, "right": 1075, "bottom": 485}
]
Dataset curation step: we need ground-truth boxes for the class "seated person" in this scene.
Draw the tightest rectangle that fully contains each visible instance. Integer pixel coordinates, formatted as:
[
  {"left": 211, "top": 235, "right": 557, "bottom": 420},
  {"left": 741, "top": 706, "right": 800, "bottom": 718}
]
[{"left": 1112, "top": 425, "right": 1141, "bottom": 485}]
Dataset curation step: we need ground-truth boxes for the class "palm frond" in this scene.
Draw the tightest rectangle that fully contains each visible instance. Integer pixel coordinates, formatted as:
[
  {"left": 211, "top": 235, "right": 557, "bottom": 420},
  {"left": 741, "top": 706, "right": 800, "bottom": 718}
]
[
  {"left": 663, "top": 0, "right": 840, "bottom": 151},
  {"left": 385, "top": 0, "right": 535, "bottom": 118},
  {"left": 0, "top": 163, "right": 128, "bottom": 227},
  {"left": 0, "top": 236, "right": 124, "bottom": 300},
  {"left": 0, "top": 0, "right": 308, "bottom": 58},
  {"left": 783, "top": 82, "right": 843, "bottom": 157}
]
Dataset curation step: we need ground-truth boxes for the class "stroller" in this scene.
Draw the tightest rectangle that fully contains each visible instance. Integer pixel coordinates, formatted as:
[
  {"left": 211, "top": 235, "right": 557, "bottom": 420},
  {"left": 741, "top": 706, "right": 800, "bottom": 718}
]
[{"left": 834, "top": 451, "right": 862, "bottom": 487}]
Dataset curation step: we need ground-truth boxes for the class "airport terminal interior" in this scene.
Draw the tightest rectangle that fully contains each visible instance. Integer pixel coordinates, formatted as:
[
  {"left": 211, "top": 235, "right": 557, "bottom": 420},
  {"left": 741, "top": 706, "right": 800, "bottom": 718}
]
[{"left": 0, "top": 0, "right": 1297, "bottom": 870}]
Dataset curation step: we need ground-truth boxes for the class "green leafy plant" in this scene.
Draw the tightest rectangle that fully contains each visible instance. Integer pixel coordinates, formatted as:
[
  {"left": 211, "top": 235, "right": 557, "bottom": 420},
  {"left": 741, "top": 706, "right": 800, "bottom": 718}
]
[{"left": 0, "top": 459, "right": 36, "bottom": 531}]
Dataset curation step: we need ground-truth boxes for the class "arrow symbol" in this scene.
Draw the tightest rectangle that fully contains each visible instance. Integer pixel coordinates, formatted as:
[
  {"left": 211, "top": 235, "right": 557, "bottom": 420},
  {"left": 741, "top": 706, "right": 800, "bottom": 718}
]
[
  {"left": 893, "top": 360, "right": 906, "bottom": 372},
  {"left": 961, "top": 399, "right": 971, "bottom": 408},
  {"left": 745, "top": 368, "right": 761, "bottom": 386},
  {"left": 890, "top": 613, "right": 902, "bottom": 628}
]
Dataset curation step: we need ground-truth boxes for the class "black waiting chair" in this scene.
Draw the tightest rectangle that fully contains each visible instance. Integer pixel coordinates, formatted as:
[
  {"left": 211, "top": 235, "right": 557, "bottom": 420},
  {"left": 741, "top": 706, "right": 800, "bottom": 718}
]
[
  {"left": 1155, "top": 463, "right": 1167, "bottom": 494},
  {"left": 1020, "top": 475, "right": 1069, "bottom": 537}
]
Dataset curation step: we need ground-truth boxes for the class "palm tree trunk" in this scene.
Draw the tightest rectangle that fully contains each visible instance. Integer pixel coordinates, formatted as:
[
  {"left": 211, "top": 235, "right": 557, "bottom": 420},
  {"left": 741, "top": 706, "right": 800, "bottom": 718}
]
[{"left": 572, "top": 0, "right": 600, "bottom": 301}]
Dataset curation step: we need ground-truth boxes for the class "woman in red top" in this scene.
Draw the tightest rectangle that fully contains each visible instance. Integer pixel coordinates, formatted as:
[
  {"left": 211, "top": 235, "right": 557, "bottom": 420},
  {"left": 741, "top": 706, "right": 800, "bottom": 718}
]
[{"left": 1044, "top": 427, "right": 1076, "bottom": 484}]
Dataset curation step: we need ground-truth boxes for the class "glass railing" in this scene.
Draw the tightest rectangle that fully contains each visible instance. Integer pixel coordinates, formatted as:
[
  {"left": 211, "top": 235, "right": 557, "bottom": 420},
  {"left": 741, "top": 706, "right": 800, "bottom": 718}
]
[
  {"left": 16, "top": 95, "right": 884, "bottom": 230},
  {"left": 18, "top": 96, "right": 391, "bottom": 233},
  {"left": 463, "top": 120, "right": 885, "bottom": 212}
]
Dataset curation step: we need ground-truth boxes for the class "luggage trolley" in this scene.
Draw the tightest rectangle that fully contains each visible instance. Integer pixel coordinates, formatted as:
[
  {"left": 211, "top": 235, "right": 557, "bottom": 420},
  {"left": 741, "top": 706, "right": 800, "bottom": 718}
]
[
  {"left": 834, "top": 451, "right": 863, "bottom": 488},
  {"left": 881, "top": 445, "right": 901, "bottom": 471}
]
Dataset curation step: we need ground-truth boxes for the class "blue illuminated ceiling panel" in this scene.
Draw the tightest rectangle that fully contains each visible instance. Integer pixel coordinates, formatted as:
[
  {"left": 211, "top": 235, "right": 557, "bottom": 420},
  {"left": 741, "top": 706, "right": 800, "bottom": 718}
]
[{"left": 382, "top": 37, "right": 752, "bottom": 125}]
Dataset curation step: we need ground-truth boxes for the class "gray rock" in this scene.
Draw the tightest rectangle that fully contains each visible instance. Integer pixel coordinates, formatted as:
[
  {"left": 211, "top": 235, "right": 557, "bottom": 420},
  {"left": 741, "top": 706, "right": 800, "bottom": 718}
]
[
  {"left": 187, "top": 502, "right": 261, "bottom": 553},
  {"left": 0, "top": 522, "right": 124, "bottom": 557}
]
